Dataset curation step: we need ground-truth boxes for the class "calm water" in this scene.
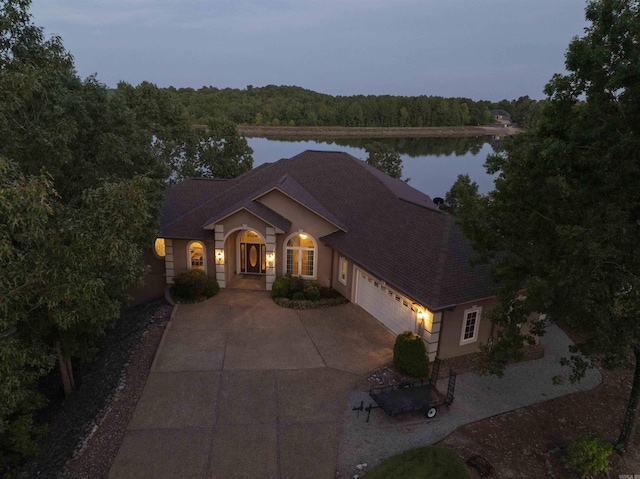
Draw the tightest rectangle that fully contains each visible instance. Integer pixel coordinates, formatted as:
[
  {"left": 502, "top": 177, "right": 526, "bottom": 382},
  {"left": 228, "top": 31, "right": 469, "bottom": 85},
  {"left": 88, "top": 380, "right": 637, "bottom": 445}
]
[{"left": 246, "top": 136, "right": 500, "bottom": 199}]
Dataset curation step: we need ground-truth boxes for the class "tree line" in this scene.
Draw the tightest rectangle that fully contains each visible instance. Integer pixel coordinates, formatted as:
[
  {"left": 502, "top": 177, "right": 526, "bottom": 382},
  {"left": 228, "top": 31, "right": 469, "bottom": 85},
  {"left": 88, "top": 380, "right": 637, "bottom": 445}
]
[
  {"left": 165, "top": 84, "right": 543, "bottom": 129},
  {"left": 0, "top": 0, "right": 252, "bottom": 470}
]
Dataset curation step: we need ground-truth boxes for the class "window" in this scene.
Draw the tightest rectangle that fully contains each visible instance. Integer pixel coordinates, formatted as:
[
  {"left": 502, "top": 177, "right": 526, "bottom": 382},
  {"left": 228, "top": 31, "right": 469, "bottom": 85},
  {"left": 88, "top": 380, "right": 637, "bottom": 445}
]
[
  {"left": 154, "top": 238, "right": 166, "bottom": 258},
  {"left": 460, "top": 306, "right": 482, "bottom": 345},
  {"left": 285, "top": 233, "right": 316, "bottom": 278},
  {"left": 338, "top": 257, "right": 348, "bottom": 285},
  {"left": 188, "top": 241, "right": 206, "bottom": 272}
]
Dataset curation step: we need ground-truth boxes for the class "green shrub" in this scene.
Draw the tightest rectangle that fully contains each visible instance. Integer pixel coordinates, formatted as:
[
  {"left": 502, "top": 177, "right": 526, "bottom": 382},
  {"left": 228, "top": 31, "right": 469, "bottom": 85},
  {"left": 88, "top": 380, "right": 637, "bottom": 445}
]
[
  {"left": 292, "top": 291, "right": 305, "bottom": 300},
  {"left": 289, "top": 275, "right": 304, "bottom": 295},
  {"left": 393, "top": 331, "right": 429, "bottom": 377},
  {"left": 274, "top": 297, "right": 348, "bottom": 309},
  {"left": 204, "top": 278, "right": 220, "bottom": 298},
  {"left": 271, "top": 275, "right": 291, "bottom": 298},
  {"left": 303, "top": 283, "right": 321, "bottom": 301},
  {"left": 563, "top": 434, "right": 613, "bottom": 478},
  {"left": 172, "top": 269, "right": 209, "bottom": 302},
  {"left": 366, "top": 445, "right": 470, "bottom": 479}
]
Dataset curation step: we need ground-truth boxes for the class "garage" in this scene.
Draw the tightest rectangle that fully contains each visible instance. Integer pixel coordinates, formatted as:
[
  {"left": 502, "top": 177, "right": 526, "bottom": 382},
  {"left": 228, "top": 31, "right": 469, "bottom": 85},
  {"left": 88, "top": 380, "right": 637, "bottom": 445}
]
[{"left": 354, "top": 268, "right": 417, "bottom": 336}]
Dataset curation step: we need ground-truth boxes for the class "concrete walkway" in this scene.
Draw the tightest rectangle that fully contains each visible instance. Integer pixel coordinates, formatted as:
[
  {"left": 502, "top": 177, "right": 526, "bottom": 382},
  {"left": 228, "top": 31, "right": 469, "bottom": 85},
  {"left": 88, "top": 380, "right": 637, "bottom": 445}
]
[
  {"left": 108, "top": 289, "right": 395, "bottom": 479},
  {"left": 336, "top": 323, "right": 602, "bottom": 477}
]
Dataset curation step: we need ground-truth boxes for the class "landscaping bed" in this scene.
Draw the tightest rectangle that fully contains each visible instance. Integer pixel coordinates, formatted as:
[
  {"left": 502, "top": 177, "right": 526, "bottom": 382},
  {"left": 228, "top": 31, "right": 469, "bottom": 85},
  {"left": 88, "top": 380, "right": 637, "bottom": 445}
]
[
  {"left": 440, "top": 324, "right": 640, "bottom": 478},
  {"left": 12, "top": 299, "right": 171, "bottom": 479}
]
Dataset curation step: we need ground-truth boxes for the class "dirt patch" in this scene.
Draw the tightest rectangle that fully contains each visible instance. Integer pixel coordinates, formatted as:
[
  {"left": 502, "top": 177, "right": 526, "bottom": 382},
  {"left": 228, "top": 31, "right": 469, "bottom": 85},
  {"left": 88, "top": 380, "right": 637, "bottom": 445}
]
[
  {"left": 439, "top": 326, "right": 640, "bottom": 478},
  {"left": 237, "top": 125, "right": 523, "bottom": 139}
]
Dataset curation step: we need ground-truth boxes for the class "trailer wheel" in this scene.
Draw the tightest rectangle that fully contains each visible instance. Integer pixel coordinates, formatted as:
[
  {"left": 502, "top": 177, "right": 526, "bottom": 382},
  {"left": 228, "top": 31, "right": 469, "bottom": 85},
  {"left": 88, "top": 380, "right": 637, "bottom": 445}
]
[{"left": 425, "top": 407, "right": 438, "bottom": 418}]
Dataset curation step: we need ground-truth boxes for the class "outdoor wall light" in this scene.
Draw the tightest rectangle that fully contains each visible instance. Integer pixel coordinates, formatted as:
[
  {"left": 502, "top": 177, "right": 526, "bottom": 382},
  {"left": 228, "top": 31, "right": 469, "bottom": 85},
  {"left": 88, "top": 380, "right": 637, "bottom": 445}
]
[
  {"left": 215, "top": 248, "right": 224, "bottom": 265},
  {"left": 266, "top": 252, "right": 275, "bottom": 268}
]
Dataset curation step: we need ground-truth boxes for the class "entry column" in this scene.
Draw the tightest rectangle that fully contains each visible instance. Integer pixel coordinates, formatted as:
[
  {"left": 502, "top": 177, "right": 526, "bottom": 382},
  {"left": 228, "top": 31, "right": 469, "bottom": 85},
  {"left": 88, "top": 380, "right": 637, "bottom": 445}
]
[
  {"left": 266, "top": 227, "right": 276, "bottom": 291},
  {"left": 214, "top": 224, "right": 226, "bottom": 288}
]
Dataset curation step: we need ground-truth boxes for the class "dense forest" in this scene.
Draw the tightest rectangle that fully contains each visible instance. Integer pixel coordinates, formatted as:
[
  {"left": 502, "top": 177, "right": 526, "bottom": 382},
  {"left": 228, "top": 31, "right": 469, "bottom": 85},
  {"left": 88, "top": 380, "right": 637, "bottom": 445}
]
[{"left": 165, "top": 84, "right": 543, "bottom": 129}]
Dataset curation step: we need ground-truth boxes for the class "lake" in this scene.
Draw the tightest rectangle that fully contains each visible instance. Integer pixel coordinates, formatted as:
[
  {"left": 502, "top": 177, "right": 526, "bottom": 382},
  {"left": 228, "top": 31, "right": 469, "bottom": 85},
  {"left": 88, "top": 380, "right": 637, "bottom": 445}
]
[{"left": 246, "top": 136, "right": 501, "bottom": 199}]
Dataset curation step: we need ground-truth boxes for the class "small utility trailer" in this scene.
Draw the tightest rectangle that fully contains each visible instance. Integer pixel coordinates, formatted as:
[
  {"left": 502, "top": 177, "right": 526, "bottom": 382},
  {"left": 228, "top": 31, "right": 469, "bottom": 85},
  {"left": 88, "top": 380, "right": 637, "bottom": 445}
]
[{"left": 353, "top": 358, "right": 456, "bottom": 422}]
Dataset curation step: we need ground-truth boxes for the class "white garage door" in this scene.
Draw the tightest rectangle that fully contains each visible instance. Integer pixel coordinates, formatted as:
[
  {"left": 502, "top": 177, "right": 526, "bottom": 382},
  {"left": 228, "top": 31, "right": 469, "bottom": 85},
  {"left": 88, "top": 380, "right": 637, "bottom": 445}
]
[{"left": 354, "top": 269, "right": 417, "bottom": 336}]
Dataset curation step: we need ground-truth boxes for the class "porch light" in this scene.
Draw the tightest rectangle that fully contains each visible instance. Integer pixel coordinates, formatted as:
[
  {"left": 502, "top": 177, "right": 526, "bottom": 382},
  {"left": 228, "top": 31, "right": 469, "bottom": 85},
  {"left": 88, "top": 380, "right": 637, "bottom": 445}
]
[
  {"left": 215, "top": 248, "right": 225, "bottom": 265},
  {"left": 266, "top": 251, "right": 275, "bottom": 268}
]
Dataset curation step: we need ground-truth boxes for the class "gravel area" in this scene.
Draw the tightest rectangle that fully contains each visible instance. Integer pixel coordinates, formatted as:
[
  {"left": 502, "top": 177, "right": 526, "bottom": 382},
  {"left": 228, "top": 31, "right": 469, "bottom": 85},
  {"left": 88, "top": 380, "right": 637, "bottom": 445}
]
[{"left": 14, "top": 299, "right": 172, "bottom": 479}]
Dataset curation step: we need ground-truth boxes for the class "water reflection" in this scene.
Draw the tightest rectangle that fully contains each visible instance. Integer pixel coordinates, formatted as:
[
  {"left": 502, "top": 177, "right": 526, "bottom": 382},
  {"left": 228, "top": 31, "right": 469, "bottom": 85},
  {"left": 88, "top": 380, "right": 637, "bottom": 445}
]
[
  {"left": 246, "top": 136, "right": 499, "bottom": 198},
  {"left": 261, "top": 135, "right": 502, "bottom": 156}
]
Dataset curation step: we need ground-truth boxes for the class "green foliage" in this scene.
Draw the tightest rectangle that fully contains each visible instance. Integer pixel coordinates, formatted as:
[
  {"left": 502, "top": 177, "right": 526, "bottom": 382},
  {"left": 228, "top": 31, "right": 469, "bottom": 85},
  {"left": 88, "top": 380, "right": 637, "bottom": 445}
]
[
  {"left": 0, "top": 413, "right": 49, "bottom": 472},
  {"left": 303, "top": 282, "right": 321, "bottom": 301},
  {"left": 171, "top": 269, "right": 209, "bottom": 302},
  {"left": 204, "top": 278, "right": 220, "bottom": 298},
  {"left": 288, "top": 275, "right": 304, "bottom": 295},
  {"left": 393, "top": 331, "right": 429, "bottom": 377},
  {"left": 271, "top": 276, "right": 345, "bottom": 307},
  {"left": 441, "top": 174, "right": 479, "bottom": 215},
  {"left": 365, "top": 142, "right": 406, "bottom": 180},
  {"left": 113, "top": 83, "right": 253, "bottom": 184},
  {"left": 447, "top": 0, "right": 640, "bottom": 450},
  {"left": 169, "top": 84, "right": 502, "bottom": 128},
  {"left": 563, "top": 435, "right": 613, "bottom": 478},
  {"left": 271, "top": 274, "right": 291, "bottom": 299},
  {"left": 365, "top": 445, "right": 470, "bottom": 479},
  {"left": 273, "top": 297, "right": 348, "bottom": 309}
]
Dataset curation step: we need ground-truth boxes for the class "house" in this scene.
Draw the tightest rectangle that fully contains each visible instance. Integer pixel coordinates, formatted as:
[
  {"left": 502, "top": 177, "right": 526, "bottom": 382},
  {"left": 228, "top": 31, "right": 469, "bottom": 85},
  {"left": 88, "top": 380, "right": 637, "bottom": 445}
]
[
  {"left": 146, "top": 150, "right": 512, "bottom": 360},
  {"left": 489, "top": 109, "right": 511, "bottom": 126}
]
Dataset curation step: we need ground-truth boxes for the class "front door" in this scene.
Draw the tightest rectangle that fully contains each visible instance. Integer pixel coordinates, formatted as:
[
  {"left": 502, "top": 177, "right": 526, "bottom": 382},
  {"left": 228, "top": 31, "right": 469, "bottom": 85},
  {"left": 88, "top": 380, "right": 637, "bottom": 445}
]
[{"left": 245, "top": 243, "right": 262, "bottom": 273}]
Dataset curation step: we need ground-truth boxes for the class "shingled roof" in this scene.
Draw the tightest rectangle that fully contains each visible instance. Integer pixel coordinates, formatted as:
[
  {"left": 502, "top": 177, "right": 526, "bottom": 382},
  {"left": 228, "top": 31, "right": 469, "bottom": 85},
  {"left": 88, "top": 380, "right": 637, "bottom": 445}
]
[{"left": 160, "top": 150, "right": 495, "bottom": 310}]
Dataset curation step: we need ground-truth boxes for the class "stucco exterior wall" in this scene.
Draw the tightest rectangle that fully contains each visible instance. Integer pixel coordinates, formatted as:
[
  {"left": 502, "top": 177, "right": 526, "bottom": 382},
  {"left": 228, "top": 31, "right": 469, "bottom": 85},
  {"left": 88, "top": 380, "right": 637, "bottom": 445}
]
[
  {"left": 436, "top": 297, "right": 498, "bottom": 359},
  {"left": 170, "top": 238, "right": 216, "bottom": 279},
  {"left": 258, "top": 190, "right": 339, "bottom": 288},
  {"left": 330, "top": 250, "right": 353, "bottom": 300},
  {"left": 126, "top": 249, "right": 166, "bottom": 306}
]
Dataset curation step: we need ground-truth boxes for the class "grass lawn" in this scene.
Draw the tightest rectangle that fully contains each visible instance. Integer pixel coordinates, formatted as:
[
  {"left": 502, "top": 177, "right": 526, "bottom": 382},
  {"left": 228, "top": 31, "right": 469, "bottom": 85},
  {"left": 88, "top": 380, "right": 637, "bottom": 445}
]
[{"left": 365, "top": 445, "right": 470, "bottom": 479}]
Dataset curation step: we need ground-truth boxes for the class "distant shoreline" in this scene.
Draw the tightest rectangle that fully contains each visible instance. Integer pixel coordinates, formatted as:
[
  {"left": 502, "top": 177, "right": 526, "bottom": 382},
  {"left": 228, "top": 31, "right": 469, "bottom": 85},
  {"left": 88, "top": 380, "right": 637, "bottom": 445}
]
[{"left": 237, "top": 125, "right": 523, "bottom": 138}]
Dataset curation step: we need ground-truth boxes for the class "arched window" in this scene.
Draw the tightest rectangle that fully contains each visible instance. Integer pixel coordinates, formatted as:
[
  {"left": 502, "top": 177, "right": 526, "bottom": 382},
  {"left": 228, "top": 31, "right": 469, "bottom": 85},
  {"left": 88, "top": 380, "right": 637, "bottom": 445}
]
[
  {"left": 187, "top": 241, "right": 206, "bottom": 272},
  {"left": 154, "top": 238, "right": 166, "bottom": 258},
  {"left": 285, "top": 233, "right": 316, "bottom": 278}
]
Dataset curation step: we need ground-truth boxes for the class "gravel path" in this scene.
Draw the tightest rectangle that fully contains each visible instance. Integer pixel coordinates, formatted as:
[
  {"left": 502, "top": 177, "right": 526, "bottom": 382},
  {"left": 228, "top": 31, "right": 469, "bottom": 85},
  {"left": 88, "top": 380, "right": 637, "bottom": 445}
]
[{"left": 14, "top": 299, "right": 172, "bottom": 479}]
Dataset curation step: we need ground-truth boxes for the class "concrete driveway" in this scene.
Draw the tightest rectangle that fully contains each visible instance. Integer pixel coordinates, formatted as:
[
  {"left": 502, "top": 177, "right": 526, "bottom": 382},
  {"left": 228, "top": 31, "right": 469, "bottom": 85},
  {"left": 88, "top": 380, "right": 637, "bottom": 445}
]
[{"left": 109, "top": 289, "right": 395, "bottom": 479}]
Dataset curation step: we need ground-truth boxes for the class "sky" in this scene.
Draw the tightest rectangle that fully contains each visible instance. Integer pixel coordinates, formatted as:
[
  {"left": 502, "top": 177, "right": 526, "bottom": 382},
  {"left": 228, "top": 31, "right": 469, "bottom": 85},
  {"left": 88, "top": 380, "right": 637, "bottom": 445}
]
[{"left": 30, "top": 0, "right": 590, "bottom": 102}]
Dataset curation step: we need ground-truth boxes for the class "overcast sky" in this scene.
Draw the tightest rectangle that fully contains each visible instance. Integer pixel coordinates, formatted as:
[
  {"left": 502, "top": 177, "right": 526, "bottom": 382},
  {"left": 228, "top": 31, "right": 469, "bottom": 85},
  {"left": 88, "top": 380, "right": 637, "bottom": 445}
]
[{"left": 30, "top": 0, "right": 589, "bottom": 101}]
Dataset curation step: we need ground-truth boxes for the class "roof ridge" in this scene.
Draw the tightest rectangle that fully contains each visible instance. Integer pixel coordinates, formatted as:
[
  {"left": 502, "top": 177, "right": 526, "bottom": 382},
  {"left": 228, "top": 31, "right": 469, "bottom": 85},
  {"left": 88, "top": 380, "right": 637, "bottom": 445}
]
[
  {"left": 163, "top": 162, "right": 279, "bottom": 230},
  {"left": 429, "top": 212, "right": 454, "bottom": 307}
]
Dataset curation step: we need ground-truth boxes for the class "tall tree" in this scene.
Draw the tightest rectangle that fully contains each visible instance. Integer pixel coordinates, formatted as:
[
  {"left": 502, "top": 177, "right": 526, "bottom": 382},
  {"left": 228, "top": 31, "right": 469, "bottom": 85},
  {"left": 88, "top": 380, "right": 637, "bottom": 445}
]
[
  {"left": 113, "top": 82, "right": 253, "bottom": 183},
  {"left": 0, "top": 158, "right": 57, "bottom": 468},
  {"left": 447, "top": 0, "right": 640, "bottom": 451},
  {"left": 365, "top": 141, "right": 407, "bottom": 181},
  {"left": 1, "top": 0, "right": 163, "bottom": 403}
]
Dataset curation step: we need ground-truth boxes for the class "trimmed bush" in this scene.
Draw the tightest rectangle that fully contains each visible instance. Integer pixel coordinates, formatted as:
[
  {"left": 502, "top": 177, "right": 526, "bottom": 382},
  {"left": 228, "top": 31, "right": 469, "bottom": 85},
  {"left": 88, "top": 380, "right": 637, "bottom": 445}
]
[
  {"left": 289, "top": 275, "right": 304, "bottom": 295},
  {"left": 271, "top": 274, "right": 291, "bottom": 298},
  {"left": 563, "top": 434, "right": 613, "bottom": 477},
  {"left": 292, "top": 291, "right": 305, "bottom": 300},
  {"left": 204, "top": 278, "right": 220, "bottom": 298},
  {"left": 171, "top": 269, "right": 209, "bottom": 302},
  {"left": 303, "top": 283, "right": 321, "bottom": 301},
  {"left": 393, "top": 331, "right": 429, "bottom": 377}
]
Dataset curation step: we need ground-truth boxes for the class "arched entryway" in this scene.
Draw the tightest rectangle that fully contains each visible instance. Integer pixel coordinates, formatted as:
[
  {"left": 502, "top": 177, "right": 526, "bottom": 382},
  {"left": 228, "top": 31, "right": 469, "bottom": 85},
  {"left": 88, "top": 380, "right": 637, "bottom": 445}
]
[{"left": 238, "top": 230, "right": 266, "bottom": 275}]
